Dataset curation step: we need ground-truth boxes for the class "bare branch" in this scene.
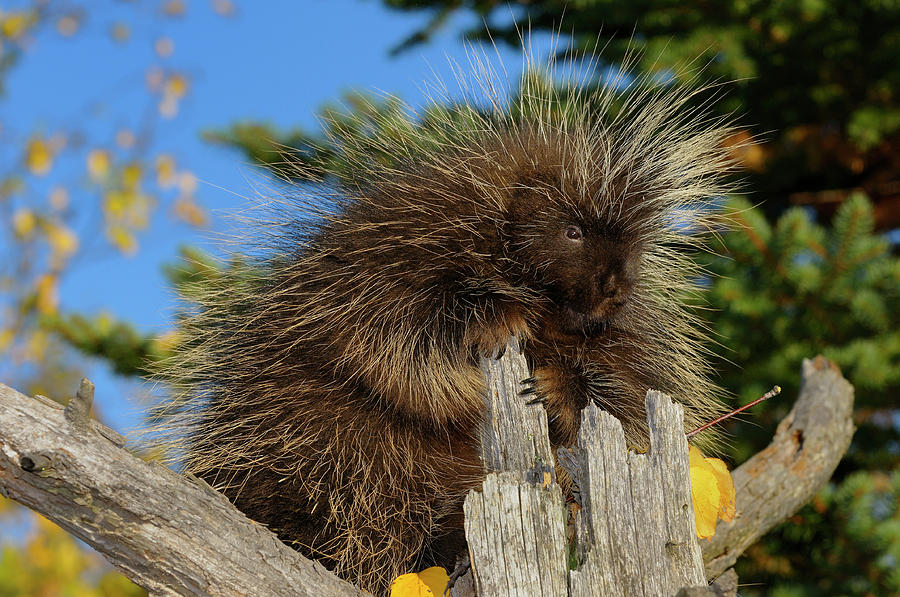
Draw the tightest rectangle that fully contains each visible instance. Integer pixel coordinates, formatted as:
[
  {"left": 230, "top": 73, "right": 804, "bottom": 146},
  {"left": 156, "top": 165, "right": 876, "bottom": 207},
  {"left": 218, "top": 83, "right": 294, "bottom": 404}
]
[
  {"left": 701, "top": 356, "right": 856, "bottom": 577},
  {"left": 0, "top": 380, "right": 366, "bottom": 597}
]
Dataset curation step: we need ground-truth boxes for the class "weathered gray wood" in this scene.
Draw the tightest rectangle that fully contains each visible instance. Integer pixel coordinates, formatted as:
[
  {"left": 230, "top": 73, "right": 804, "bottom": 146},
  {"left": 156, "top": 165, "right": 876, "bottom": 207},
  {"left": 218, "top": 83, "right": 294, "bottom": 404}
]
[
  {"left": 462, "top": 338, "right": 569, "bottom": 596},
  {"left": 701, "top": 356, "right": 856, "bottom": 577},
  {"left": 0, "top": 380, "right": 366, "bottom": 597},
  {"left": 464, "top": 472, "right": 568, "bottom": 597},
  {"left": 569, "top": 394, "right": 706, "bottom": 597},
  {"left": 477, "top": 336, "right": 556, "bottom": 484},
  {"left": 676, "top": 569, "right": 738, "bottom": 597},
  {"left": 646, "top": 392, "right": 706, "bottom": 585},
  {"left": 31, "top": 387, "right": 126, "bottom": 447},
  {"left": 467, "top": 340, "right": 709, "bottom": 597}
]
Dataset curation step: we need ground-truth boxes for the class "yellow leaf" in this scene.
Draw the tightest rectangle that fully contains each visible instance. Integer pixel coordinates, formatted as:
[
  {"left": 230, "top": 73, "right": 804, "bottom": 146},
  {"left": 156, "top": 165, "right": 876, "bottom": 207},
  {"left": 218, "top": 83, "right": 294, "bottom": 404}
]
[
  {"left": 122, "top": 162, "right": 142, "bottom": 190},
  {"left": 689, "top": 446, "right": 735, "bottom": 539},
  {"left": 1, "top": 11, "right": 35, "bottom": 39},
  {"left": 35, "top": 274, "right": 58, "bottom": 315},
  {"left": 25, "top": 138, "right": 53, "bottom": 175},
  {"left": 87, "top": 149, "right": 111, "bottom": 181},
  {"left": 155, "top": 154, "right": 176, "bottom": 187},
  {"left": 418, "top": 567, "right": 450, "bottom": 596},
  {"left": 706, "top": 455, "right": 736, "bottom": 521},
  {"left": 165, "top": 73, "right": 188, "bottom": 99},
  {"left": 108, "top": 225, "right": 138, "bottom": 255},
  {"left": 12, "top": 208, "right": 36, "bottom": 238},
  {"left": 45, "top": 222, "right": 79, "bottom": 259},
  {"left": 104, "top": 190, "right": 127, "bottom": 217},
  {"left": 0, "top": 328, "right": 13, "bottom": 352},
  {"left": 389, "top": 567, "right": 449, "bottom": 597}
]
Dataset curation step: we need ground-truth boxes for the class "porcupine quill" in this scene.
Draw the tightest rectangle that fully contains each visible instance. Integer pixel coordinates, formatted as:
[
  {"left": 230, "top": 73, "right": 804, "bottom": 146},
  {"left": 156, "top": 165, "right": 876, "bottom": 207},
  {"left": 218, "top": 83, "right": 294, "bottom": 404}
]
[{"left": 150, "top": 43, "right": 738, "bottom": 595}]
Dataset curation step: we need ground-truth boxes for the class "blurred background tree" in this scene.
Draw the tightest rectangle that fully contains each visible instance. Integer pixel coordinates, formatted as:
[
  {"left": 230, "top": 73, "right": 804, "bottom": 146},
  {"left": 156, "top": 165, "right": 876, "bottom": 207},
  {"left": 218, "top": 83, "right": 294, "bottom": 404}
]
[
  {"left": 1, "top": 1, "right": 898, "bottom": 595},
  {"left": 0, "top": 1, "right": 232, "bottom": 594}
]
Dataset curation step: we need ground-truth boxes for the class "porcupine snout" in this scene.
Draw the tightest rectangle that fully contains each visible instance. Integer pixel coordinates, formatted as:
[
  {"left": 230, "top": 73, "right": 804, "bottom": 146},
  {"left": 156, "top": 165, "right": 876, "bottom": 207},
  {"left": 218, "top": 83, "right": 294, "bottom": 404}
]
[{"left": 588, "top": 262, "right": 631, "bottom": 320}]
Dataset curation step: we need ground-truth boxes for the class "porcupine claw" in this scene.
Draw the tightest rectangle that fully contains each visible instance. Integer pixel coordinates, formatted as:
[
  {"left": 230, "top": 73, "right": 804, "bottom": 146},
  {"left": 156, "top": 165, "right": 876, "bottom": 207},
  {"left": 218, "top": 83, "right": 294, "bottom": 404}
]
[{"left": 520, "top": 376, "right": 544, "bottom": 404}]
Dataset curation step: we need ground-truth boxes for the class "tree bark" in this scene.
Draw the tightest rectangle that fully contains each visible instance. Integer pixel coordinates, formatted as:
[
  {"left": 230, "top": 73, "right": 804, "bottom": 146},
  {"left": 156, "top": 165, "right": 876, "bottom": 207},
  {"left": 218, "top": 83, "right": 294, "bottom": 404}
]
[
  {"left": 463, "top": 348, "right": 854, "bottom": 596},
  {"left": 0, "top": 353, "right": 854, "bottom": 596},
  {"left": 0, "top": 379, "right": 365, "bottom": 597},
  {"left": 465, "top": 337, "right": 711, "bottom": 596},
  {"left": 701, "top": 356, "right": 856, "bottom": 577}
]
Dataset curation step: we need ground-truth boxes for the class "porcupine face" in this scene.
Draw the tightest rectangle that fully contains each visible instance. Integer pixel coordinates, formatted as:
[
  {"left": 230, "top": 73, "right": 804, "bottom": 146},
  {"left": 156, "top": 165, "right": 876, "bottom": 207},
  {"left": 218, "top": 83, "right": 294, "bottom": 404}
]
[{"left": 501, "top": 170, "right": 643, "bottom": 338}]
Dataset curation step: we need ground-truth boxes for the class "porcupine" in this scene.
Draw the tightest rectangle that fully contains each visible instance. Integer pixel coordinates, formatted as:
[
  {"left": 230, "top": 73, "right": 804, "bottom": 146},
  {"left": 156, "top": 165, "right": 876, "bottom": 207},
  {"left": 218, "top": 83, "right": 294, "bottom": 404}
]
[{"left": 156, "top": 51, "right": 735, "bottom": 595}]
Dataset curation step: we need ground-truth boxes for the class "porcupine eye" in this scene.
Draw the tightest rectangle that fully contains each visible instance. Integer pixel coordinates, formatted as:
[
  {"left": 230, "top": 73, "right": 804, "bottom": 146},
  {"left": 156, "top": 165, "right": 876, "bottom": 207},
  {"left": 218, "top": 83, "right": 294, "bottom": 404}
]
[{"left": 564, "top": 225, "right": 583, "bottom": 242}]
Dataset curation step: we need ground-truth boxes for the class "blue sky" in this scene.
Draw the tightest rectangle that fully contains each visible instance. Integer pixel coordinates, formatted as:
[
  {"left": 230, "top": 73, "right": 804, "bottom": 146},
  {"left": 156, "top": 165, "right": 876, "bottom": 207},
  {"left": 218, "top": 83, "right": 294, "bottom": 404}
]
[{"left": 2, "top": 1, "right": 553, "bottom": 434}]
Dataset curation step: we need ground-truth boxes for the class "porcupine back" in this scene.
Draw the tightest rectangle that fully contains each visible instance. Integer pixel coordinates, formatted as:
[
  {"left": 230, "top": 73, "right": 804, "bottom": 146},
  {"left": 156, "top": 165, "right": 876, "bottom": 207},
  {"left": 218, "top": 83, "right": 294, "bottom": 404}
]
[{"left": 153, "top": 49, "right": 736, "bottom": 595}]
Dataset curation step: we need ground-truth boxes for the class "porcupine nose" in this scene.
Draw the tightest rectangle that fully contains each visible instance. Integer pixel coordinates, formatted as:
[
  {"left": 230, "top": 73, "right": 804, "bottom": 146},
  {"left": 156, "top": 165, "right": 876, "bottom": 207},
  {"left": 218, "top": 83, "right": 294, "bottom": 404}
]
[
  {"left": 592, "top": 268, "right": 628, "bottom": 318},
  {"left": 600, "top": 271, "right": 620, "bottom": 298}
]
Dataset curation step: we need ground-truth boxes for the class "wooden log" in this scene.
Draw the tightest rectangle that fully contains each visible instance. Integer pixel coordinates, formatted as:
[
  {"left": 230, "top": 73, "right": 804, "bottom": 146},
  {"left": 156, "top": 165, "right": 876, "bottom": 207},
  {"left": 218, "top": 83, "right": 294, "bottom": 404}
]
[
  {"left": 463, "top": 337, "right": 569, "bottom": 596},
  {"left": 0, "top": 379, "right": 366, "bottom": 597},
  {"left": 568, "top": 394, "right": 706, "bottom": 597}
]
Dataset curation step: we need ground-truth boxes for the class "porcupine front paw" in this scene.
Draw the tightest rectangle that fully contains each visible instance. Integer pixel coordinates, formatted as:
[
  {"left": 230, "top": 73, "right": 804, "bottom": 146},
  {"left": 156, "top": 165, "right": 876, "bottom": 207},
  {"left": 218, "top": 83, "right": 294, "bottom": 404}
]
[{"left": 471, "top": 312, "right": 531, "bottom": 360}]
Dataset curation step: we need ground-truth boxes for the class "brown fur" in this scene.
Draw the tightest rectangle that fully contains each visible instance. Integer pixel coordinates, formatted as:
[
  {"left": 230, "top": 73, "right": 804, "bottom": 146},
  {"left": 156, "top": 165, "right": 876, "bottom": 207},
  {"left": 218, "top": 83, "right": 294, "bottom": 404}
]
[{"left": 155, "top": 57, "right": 736, "bottom": 595}]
